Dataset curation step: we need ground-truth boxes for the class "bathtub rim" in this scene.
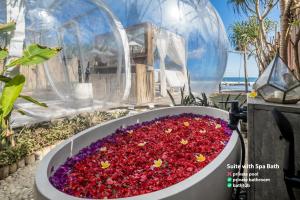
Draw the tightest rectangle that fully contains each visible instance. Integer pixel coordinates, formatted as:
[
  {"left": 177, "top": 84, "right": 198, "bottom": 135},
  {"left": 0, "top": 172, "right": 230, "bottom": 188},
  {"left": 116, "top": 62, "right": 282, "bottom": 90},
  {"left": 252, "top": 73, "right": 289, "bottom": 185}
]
[{"left": 35, "top": 106, "right": 239, "bottom": 200}]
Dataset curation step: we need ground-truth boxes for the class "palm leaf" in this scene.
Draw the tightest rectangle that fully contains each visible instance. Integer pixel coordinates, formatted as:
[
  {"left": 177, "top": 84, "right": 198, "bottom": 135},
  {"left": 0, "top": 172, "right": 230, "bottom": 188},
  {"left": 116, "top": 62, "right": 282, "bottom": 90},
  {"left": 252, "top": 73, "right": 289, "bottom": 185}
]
[
  {"left": 180, "top": 85, "right": 185, "bottom": 105},
  {"left": 224, "top": 94, "right": 231, "bottom": 110},
  {"left": 19, "top": 95, "right": 47, "bottom": 108},
  {"left": 0, "top": 22, "right": 16, "bottom": 33},
  {"left": 167, "top": 90, "right": 176, "bottom": 106},
  {"left": 212, "top": 102, "right": 219, "bottom": 108},
  {"left": 189, "top": 91, "right": 196, "bottom": 103},
  {"left": 201, "top": 93, "right": 209, "bottom": 106},
  {"left": 15, "top": 109, "right": 26, "bottom": 115},
  {"left": 234, "top": 93, "right": 242, "bottom": 101},
  {"left": 227, "top": 0, "right": 250, "bottom": 14},
  {"left": 0, "top": 75, "right": 25, "bottom": 118},
  {"left": 7, "top": 44, "right": 61, "bottom": 67},
  {"left": 187, "top": 71, "right": 192, "bottom": 96},
  {"left": 240, "top": 98, "right": 247, "bottom": 107},
  {"left": 0, "top": 49, "right": 8, "bottom": 60},
  {"left": 0, "top": 75, "right": 11, "bottom": 83}
]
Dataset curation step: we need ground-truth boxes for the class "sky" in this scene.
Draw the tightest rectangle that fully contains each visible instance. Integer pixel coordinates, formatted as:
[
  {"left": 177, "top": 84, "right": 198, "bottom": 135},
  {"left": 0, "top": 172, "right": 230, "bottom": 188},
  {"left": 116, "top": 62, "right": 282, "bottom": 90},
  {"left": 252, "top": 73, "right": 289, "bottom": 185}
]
[
  {"left": 210, "top": 0, "right": 280, "bottom": 78},
  {"left": 0, "top": 0, "right": 279, "bottom": 79}
]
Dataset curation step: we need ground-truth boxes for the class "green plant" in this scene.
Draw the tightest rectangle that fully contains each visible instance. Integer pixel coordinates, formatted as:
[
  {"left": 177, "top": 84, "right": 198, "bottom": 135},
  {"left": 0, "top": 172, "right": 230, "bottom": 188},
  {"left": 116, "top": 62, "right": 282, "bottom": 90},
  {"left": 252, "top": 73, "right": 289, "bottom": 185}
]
[
  {"left": 0, "top": 110, "right": 128, "bottom": 168},
  {"left": 167, "top": 83, "right": 247, "bottom": 111},
  {"left": 15, "top": 143, "right": 28, "bottom": 160},
  {"left": 0, "top": 143, "right": 30, "bottom": 167},
  {"left": 1, "top": 147, "right": 17, "bottom": 166},
  {"left": 197, "top": 93, "right": 209, "bottom": 107},
  {"left": 211, "top": 93, "right": 247, "bottom": 111},
  {"left": 167, "top": 73, "right": 212, "bottom": 107},
  {"left": 0, "top": 21, "right": 61, "bottom": 149},
  {"left": 0, "top": 150, "right": 10, "bottom": 167},
  {"left": 167, "top": 85, "right": 210, "bottom": 107},
  {"left": 228, "top": 0, "right": 278, "bottom": 73}
]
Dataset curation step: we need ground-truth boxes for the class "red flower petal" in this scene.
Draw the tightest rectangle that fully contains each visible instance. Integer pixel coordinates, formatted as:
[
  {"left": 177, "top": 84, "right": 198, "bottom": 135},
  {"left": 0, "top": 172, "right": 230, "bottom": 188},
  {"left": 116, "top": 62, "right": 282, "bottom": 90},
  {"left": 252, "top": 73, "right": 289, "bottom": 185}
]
[{"left": 51, "top": 114, "right": 231, "bottom": 199}]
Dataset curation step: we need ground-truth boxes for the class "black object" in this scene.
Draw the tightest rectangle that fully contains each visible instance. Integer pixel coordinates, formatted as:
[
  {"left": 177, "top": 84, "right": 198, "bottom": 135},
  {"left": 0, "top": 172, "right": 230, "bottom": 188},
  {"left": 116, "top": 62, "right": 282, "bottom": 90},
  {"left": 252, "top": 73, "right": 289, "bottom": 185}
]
[
  {"left": 219, "top": 100, "right": 247, "bottom": 200},
  {"left": 85, "top": 62, "right": 91, "bottom": 83},
  {"left": 272, "top": 108, "right": 300, "bottom": 200},
  {"left": 219, "top": 100, "right": 247, "bottom": 129},
  {"left": 78, "top": 59, "right": 83, "bottom": 83}
]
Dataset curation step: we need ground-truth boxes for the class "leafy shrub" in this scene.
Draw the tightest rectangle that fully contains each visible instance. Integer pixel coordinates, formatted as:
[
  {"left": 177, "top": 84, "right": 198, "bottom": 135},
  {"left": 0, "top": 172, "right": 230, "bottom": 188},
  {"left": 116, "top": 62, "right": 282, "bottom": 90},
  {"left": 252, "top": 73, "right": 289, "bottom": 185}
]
[{"left": 0, "top": 110, "right": 128, "bottom": 168}]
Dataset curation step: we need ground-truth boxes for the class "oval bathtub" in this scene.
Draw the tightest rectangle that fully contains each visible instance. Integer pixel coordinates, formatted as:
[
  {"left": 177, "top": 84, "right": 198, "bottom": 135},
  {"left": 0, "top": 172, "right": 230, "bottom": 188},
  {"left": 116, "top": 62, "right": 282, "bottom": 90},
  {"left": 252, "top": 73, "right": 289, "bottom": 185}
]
[{"left": 34, "top": 106, "right": 241, "bottom": 200}]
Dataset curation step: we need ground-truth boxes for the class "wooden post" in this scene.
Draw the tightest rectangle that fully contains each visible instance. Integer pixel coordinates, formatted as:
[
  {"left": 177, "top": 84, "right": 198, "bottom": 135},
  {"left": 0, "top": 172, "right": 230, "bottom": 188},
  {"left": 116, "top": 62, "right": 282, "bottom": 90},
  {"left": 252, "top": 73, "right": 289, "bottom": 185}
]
[
  {"left": 147, "top": 66, "right": 155, "bottom": 102},
  {"left": 146, "top": 24, "right": 155, "bottom": 101},
  {"left": 135, "top": 64, "right": 154, "bottom": 105},
  {"left": 146, "top": 23, "right": 154, "bottom": 67}
]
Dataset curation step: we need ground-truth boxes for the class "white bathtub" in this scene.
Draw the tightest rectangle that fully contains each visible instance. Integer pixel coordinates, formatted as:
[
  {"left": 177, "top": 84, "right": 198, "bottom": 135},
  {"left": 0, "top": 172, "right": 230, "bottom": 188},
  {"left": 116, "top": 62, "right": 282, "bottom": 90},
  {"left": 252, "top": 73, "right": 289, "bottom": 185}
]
[{"left": 34, "top": 107, "right": 241, "bottom": 200}]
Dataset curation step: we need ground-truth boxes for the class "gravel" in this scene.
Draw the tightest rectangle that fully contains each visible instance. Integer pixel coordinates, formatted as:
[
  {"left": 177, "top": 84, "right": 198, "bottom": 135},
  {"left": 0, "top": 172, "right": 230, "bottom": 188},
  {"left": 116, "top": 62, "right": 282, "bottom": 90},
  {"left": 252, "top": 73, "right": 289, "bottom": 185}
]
[{"left": 0, "top": 161, "right": 38, "bottom": 200}]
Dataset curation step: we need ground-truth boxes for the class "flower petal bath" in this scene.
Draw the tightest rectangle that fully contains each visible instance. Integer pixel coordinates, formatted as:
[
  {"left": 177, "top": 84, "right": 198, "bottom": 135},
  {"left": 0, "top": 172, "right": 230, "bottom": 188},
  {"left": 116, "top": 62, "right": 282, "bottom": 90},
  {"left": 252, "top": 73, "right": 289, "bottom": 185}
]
[{"left": 49, "top": 113, "right": 232, "bottom": 199}]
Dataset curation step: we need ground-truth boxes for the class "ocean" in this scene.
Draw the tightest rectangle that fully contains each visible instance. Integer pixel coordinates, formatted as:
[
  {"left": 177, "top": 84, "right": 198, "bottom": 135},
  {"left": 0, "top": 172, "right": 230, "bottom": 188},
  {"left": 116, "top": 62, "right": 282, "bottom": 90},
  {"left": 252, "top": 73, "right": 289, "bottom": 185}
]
[
  {"left": 223, "top": 77, "right": 258, "bottom": 83},
  {"left": 221, "top": 77, "right": 258, "bottom": 91}
]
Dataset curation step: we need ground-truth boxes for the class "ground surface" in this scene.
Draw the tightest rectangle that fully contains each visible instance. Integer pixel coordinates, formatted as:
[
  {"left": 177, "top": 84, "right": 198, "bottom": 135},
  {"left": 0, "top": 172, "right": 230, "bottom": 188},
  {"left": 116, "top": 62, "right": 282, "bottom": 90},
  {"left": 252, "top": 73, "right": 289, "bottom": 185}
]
[
  {"left": 0, "top": 137, "right": 248, "bottom": 200},
  {"left": 0, "top": 95, "right": 248, "bottom": 199},
  {"left": 0, "top": 161, "right": 38, "bottom": 200}
]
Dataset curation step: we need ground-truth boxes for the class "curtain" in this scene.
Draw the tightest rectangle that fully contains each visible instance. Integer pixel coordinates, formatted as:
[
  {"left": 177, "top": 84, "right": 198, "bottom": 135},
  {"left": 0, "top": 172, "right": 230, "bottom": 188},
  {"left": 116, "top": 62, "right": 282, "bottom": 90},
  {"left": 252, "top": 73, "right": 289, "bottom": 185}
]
[
  {"left": 167, "top": 34, "right": 189, "bottom": 93},
  {"left": 7, "top": 0, "right": 25, "bottom": 57},
  {"left": 156, "top": 31, "right": 169, "bottom": 97}
]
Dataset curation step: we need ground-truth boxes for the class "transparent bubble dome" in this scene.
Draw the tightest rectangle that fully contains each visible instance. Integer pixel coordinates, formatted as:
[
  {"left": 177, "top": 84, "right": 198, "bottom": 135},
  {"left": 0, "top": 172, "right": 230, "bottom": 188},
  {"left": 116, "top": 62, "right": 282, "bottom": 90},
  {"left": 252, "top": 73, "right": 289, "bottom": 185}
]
[
  {"left": 104, "top": 0, "right": 229, "bottom": 94},
  {"left": 24, "top": 0, "right": 131, "bottom": 107}
]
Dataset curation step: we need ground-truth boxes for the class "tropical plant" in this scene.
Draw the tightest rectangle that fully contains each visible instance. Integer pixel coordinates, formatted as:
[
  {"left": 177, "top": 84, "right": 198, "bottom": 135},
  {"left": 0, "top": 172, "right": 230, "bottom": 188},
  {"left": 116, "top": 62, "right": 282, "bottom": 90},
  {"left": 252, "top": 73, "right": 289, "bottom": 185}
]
[
  {"left": 228, "top": 0, "right": 279, "bottom": 72},
  {"left": 229, "top": 0, "right": 300, "bottom": 79},
  {"left": 0, "top": 110, "right": 128, "bottom": 169},
  {"left": 167, "top": 73, "right": 211, "bottom": 107},
  {"left": 280, "top": 0, "right": 293, "bottom": 63},
  {"left": 167, "top": 84, "right": 209, "bottom": 106},
  {"left": 291, "top": 18, "right": 300, "bottom": 79},
  {"left": 167, "top": 85, "right": 247, "bottom": 113},
  {"left": 280, "top": 0, "right": 300, "bottom": 79},
  {"left": 230, "top": 21, "right": 252, "bottom": 92},
  {"left": 214, "top": 93, "right": 247, "bottom": 111},
  {"left": 166, "top": 73, "right": 247, "bottom": 110},
  {"left": 0, "top": 21, "right": 61, "bottom": 149}
]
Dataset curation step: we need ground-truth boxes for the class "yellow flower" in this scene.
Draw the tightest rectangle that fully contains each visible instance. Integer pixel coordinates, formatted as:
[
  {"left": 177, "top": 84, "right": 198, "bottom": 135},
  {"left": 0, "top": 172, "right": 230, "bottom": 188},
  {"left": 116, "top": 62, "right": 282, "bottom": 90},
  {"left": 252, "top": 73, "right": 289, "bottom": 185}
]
[
  {"left": 215, "top": 124, "right": 222, "bottom": 129},
  {"left": 101, "top": 161, "right": 110, "bottom": 169},
  {"left": 195, "top": 154, "right": 206, "bottom": 163},
  {"left": 138, "top": 142, "right": 147, "bottom": 147},
  {"left": 165, "top": 128, "right": 173, "bottom": 134},
  {"left": 199, "top": 129, "right": 206, "bottom": 134},
  {"left": 248, "top": 91, "right": 258, "bottom": 98},
  {"left": 153, "top": 159, "right": 163, "bottom": 168},
  {"left": 100, "top": 147, "right": 107, "bottom": 152},
  {"left": 180, "top": 139, "right": 188, "bottom": 145},
  {"left": 183, "top": 122, "right": 190, "bottom": 127},
  {"left": 127, "top": 130, "right": 133, "bottom": 135}
]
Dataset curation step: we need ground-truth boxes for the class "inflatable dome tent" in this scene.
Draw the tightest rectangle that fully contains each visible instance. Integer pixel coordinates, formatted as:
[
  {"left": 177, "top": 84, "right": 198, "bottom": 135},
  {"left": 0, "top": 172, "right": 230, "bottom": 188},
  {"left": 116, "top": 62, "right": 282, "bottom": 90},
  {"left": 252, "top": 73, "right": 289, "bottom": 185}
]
[
  {"left": 1, "top": 0, "right": 228, "bottom": 122},
  {"left": 104, "top": 0, "right": 229, "bottom": 95},
  {"left": 3, "top": 0, "right": 131, "bottom": 119}
]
